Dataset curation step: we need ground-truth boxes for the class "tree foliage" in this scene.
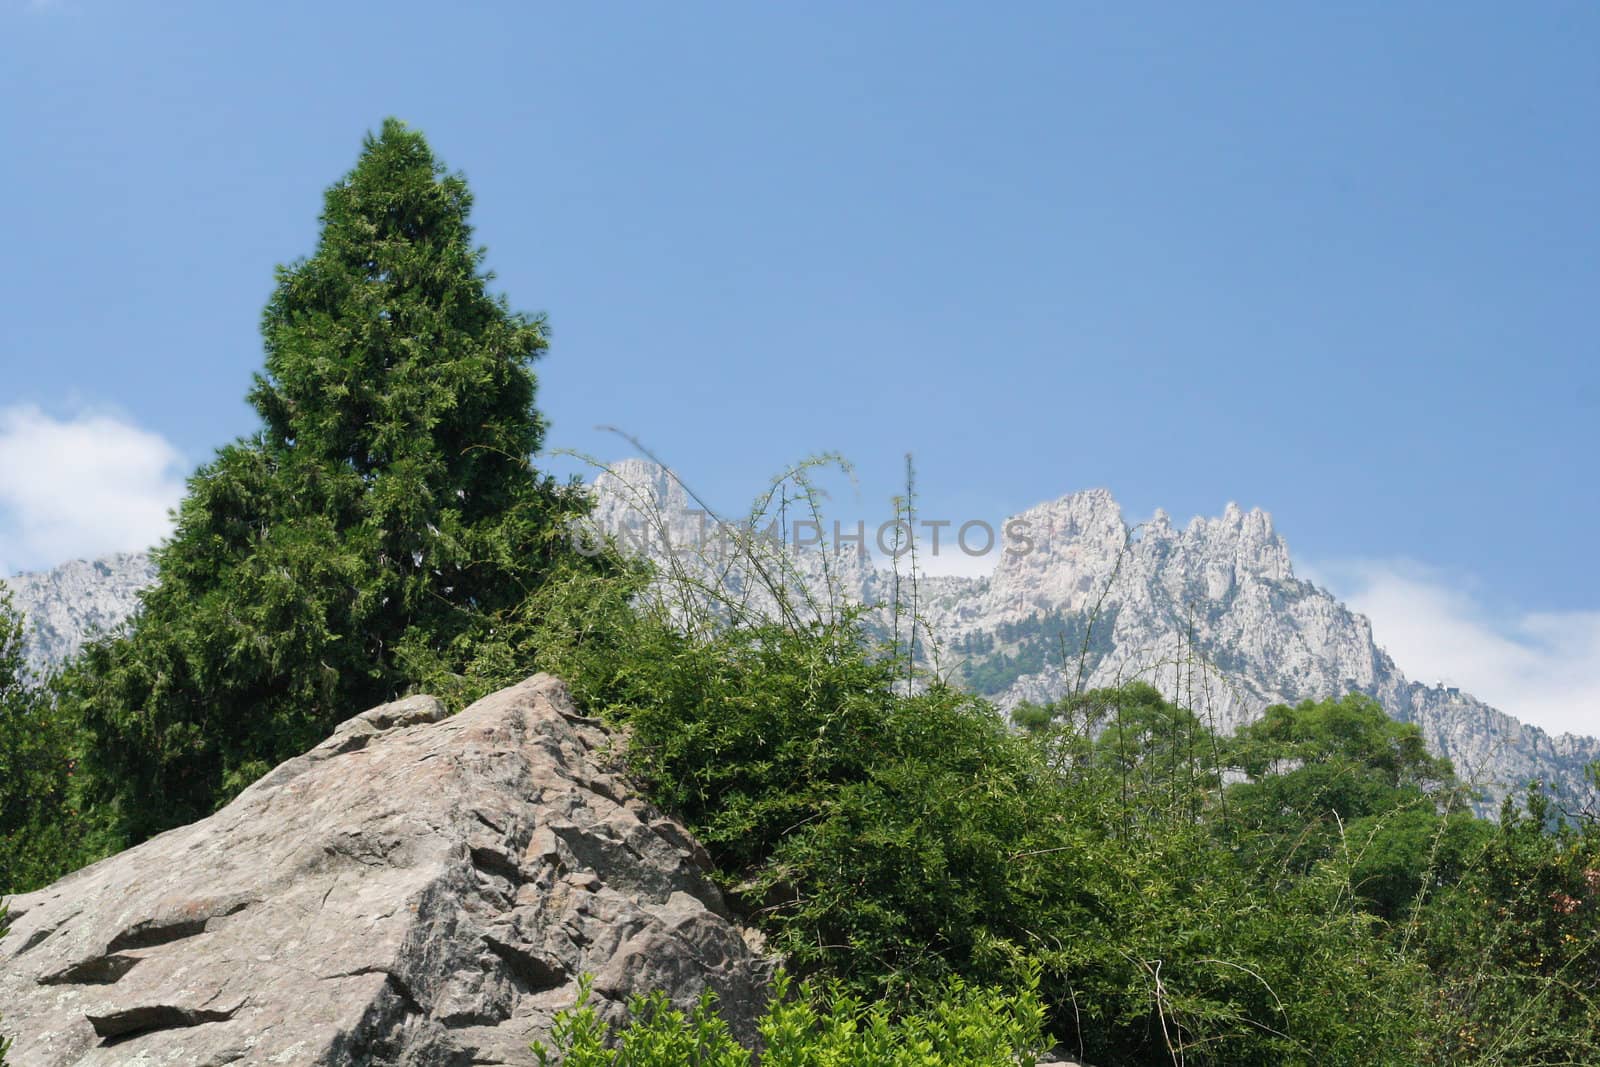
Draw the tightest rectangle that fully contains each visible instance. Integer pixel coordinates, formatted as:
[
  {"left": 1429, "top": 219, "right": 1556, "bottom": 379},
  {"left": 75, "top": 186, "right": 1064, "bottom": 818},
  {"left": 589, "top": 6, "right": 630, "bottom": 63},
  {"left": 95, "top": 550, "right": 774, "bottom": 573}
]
[
  {"left": 1225, "top": 694, "right": 1482, "bottom": 917},
  {"left": 64, "top": 119, "right": 603, "bottom": 845},
  {"left": 0, "top": 591, "right": 92, "bottom": 894},
  {"left": 543, "top": 600, "right": 1432, "bottom": 1064},
  {"left": 1415, "top": 787, "right": 1600, "bottom": 1062}
]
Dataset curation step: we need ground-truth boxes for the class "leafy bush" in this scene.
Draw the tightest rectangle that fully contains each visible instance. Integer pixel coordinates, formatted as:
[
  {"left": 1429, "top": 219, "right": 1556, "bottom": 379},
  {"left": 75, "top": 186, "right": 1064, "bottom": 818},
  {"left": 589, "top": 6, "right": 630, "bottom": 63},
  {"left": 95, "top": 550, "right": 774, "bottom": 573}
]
[
  {"left": 534, "top": 970, "right": 1048, "bottom": 1067},
  {"left": 537, "top": 575, "right": 1432, "bottom": 1064},
  {"left": 1413, "top": 787, "right": 1600, "bottom": 1063}
]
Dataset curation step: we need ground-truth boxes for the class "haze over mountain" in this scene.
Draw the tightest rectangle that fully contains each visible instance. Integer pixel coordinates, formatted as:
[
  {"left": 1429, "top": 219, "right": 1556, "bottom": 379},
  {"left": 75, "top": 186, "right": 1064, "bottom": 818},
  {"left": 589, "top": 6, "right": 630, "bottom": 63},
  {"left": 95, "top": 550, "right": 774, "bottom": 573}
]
[{"left": 8, "top": 458, "right": 1597, "bottom": 813}]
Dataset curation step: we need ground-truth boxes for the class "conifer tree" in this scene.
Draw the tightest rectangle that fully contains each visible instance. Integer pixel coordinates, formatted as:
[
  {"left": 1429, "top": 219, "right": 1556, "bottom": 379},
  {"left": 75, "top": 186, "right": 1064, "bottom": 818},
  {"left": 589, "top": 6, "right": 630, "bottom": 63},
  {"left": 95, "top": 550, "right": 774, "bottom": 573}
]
[
  {"left": 68, "top": 120, "right": 600, "bottom": 843},
  {"left": 0, "top": 590, "right": 85, "bottom": 894}
]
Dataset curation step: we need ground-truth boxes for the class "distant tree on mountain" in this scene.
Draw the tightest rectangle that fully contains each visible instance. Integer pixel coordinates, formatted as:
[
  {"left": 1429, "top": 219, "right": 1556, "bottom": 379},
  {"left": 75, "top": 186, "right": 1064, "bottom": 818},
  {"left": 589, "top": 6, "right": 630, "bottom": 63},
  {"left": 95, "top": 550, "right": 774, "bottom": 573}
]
[{"left": 63, "top": 119, "right": 607, "bottom": 845}]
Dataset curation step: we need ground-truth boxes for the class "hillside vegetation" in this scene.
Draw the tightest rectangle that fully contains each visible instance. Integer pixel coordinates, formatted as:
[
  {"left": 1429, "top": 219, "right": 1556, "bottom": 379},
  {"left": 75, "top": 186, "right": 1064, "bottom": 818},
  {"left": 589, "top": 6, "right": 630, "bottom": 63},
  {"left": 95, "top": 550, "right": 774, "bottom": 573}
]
[{"left": 3, "top": 122, "right": 1599, "bottom": 1065}]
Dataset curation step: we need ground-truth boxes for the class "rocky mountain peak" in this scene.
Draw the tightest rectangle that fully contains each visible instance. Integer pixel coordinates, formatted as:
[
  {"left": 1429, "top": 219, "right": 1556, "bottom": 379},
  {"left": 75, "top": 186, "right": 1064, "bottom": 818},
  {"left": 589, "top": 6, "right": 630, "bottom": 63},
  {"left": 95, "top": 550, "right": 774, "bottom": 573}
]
[
  {"left": 586, "top": 458, "right": 709, "bottom": 559},
  {"left": 979, "top": 490, "right": 1119, "bottom": 616},
  {"left": 594, "top": 457, "right": 682, "bottom": 507},
  {"left": 1019, "top": 488, "right": 1126, "bottom": 538},
  {"left": 1144, "top": 507, "right": 1174, "bottom": 537},
  {"left": 1169, "top": 502, "right": 1292, "bottom": 583}
]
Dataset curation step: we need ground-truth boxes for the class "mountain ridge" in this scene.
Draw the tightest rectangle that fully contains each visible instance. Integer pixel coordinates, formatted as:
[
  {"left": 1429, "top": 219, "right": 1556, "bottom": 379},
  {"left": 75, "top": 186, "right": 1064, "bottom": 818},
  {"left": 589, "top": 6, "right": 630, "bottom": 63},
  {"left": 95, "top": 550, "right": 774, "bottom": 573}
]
[
  {"left": 584, "top": 459, "right": 1600, "bottom": 812},
  {"left": 7, "top": 459, "right": 1595, "bottom": 812}
]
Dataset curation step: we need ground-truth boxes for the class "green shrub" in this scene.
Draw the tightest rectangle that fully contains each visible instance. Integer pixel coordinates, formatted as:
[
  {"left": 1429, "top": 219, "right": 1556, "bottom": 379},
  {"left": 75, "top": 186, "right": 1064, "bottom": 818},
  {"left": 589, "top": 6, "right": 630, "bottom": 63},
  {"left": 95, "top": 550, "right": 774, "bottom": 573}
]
[
  {"left": 1412, "top": 787, "right": 1600, "bottom": 1063},
  {"left": 534, "top": 970, "right": 1048, "bottom": 1067},
  {"left": 535, "top": 583, "right": 1432, "bottom": 1064}
]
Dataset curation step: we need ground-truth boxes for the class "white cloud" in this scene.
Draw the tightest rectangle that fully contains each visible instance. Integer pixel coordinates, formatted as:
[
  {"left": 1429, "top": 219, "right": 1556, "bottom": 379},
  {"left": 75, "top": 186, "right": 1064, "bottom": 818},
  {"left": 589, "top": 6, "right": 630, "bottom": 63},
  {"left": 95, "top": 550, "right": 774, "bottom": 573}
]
[
  {"left": 863, "top": 519, "right": 1006, "bottom": 579},
  {"left": 0, "top": 405, "right": 186, "bottom": 576},
  {"left": 911, "top": 548, "right": 1002, "bottom": 579},
  {"left": 1311, "top": 559, "right": 1600, "bottom": 738}
]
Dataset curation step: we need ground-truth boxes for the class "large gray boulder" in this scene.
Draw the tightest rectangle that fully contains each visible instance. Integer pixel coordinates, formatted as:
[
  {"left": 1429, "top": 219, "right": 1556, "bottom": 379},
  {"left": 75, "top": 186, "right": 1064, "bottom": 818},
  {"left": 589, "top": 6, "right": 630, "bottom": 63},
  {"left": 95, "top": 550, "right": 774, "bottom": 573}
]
[{"left": 0, "top": 674, "right": 772, "bottom": 1065}]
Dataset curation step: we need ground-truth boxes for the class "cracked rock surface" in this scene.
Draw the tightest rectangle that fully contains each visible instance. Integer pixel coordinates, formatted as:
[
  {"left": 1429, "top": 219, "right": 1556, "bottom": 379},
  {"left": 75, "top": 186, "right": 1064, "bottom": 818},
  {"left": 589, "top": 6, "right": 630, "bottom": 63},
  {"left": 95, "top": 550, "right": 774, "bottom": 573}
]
[{"left": 0, "top": 675, "right": 772, "bottom": 1065}]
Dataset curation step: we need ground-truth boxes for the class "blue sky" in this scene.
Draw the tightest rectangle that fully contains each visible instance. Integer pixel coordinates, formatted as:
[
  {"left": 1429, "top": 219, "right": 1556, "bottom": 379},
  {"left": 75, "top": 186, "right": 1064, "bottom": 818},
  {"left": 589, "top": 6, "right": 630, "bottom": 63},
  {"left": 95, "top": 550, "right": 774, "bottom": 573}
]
[{"left": 3, "top": 3, "right": 1597, "bottom": 732}]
